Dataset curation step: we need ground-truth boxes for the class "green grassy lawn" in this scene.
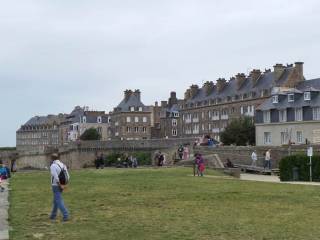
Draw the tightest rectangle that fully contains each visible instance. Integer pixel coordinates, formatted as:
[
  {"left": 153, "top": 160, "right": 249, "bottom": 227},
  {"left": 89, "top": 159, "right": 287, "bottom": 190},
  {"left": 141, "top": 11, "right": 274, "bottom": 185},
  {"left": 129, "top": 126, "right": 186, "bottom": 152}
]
[{"left": 9, "top": 167, "right": 320, "bottom": 240}]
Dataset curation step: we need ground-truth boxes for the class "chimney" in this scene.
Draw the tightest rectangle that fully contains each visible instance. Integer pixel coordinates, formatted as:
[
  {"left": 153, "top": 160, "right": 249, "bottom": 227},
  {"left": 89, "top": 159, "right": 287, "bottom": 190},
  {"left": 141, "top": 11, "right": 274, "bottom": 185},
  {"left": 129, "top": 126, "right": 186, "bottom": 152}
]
[
  {"left": 184, "top": 89, "right": 191, "bottom": 100},
  {"left": 202, "top": 81, "right": 214, "bottom": 96},
  {"left": 294, "top": 62, "right": 304, "bottom": 81},
  {"left": 216, "top": 78, "right": 226, "bottom": 93},
  {"left": 250, "top": 69, "right": 261, "bottom": 86},
  {"left": 190, "top": 85, "right": 199, "bottom": 98},
  {"left": 236, "top": 73, "right": 246, "bottom": 89},
  {"left": 168, "top": 91, "right": 178, "bottom": 107},
  {"left": 273, "top": 63, "right": 285, "bottom": 81},
  {"left": 124, "top": 89, "right": 133, "bottom": 101},
  {"left": 133, "top": 89, "right": 141, "bottom": 101},
  {"left": 155, "top": 101, "right": 158, "bottom": 107},
  {"left": 161, "top": 101, "right": 168, "bottom": 108}
]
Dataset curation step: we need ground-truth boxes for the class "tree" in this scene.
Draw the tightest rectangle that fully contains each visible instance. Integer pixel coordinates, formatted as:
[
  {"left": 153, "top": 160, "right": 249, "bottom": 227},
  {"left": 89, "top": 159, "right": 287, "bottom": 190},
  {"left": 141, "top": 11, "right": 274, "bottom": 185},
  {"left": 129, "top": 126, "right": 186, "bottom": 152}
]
[
  {"left": 80, "top": 128, "right": 101, "bottom": 141},
  {"left": 220, "top": 117, "right": 255, "bottom": 146}
]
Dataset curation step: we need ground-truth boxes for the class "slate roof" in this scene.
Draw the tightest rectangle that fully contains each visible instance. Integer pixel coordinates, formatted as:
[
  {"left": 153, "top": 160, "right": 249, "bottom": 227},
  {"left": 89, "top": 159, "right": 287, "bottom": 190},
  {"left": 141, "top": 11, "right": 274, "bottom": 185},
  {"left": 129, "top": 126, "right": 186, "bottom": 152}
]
[
  {"left": 185, "top": 67, "right": 294, "bottom": 105},
  {"left": 23, "top": 114, "right": 66, "bottom": 126},
  {"left": 66, "top": 106, "right": 109, "bottom": 123},
  {"left": 257, "top": 78, "right": 320, "bottom": 111},
  {"left": 115, "top": 94, "right": 150, "bottom": 112}
]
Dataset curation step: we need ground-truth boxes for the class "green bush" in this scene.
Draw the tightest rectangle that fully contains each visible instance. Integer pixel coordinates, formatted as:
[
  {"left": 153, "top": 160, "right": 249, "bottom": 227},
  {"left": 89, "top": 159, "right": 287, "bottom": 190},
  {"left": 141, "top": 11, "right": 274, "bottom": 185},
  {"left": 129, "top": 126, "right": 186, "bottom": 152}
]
[
  {"left": 279, "top": 154, "right": 320, "bottom": 181},
  {"left": 104, "top": 152, "right": 152, "bottom": 166},
  {"left": 133, "top": 152, "right": 151, "bottom": 165}
]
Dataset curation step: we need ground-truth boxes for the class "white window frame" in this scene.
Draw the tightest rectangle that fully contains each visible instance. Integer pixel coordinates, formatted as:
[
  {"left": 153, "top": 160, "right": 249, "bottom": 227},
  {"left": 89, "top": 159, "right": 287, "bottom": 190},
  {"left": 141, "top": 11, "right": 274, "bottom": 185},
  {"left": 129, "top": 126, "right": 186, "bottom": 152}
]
[
  {"left": 263, "top": 111, "right": 270, "bottom": 123},
  {"left": 82, "top": 116, "right": 86, "bottom": 123},
  {"left": 304, "top": 92, "right": 311, "bottom": 101},
  {"left": 134, "top": 127, "right": 139, "bottom": 133},
  {"left": 97, "top": 116, "right": 102, "bottom": 123},
  {"left": 288, "top": 94, "right": 294, "bottom": 102},
  {"left": 280, "top": 132, "right": 287, "bottom": 145},
  {"left": 296, "top": 131, "right": 303, "bottom": 144},
  {"left": 279, "top": 109, "right": 287, "bottom": 122},
  {"left": 135, "top": 116, "right": 139, "bottom": 123},
  {"left": 172, "top": 129, "right": 177, "bottom": 136},
  {"left": 172, "top": 119, "right": 177, "bottom": 126},
  {"left": 142, "top": 117, "right": 147, "bottom": 123},
  {"left": 142, "top": 127, "right": 147, "bottom": 133},
  {"left": 264, "top": 132, "right": 271, "bottom": 145},
  {"left": 138, "top": 107, "right": 143, "bottom": 111},
  {"left": 272, "top": 95, "right": 278, "bottom": 104},
  {"left": 313, "top": 107, "right": 320, "bottom": 120},
  {"left": 130, "top": 107, "right": 135, "bottom": 112},
  {"left": 126, "top": 116, "right": 131, "bottom": 123},
  {"left": 295, "top": 108, "right": 303, "bottom": 121}
]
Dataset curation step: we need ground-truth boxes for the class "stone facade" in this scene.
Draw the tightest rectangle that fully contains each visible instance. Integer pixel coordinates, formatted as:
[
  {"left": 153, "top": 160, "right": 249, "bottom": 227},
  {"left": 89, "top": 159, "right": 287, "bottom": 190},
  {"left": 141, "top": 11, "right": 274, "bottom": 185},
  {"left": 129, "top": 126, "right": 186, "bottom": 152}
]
[
  {"left": 179, "top": 62, "right": 305, "bottom": 141},
  {"left": 16, "top": 114, "right": 66, "bottom": 153}
]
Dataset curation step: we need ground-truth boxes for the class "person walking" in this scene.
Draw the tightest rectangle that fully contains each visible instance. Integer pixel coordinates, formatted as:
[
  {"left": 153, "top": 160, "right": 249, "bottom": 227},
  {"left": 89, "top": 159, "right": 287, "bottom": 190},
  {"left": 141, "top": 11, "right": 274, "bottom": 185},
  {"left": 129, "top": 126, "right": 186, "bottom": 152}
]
[
  {"left": 0, "top": 160, "right": 10, "bottom": 192},
  {"left": 49, "top": 153, "right": 70, "bottom": 222},
  {"left": 251, "top": 150, "right": 257, "bottom": 167},
  {"left": 178, "top": 145, "right": 184, "bottom": 160},
  {"left": 264, "top": 149, "right": 271, "bottom": 170}
]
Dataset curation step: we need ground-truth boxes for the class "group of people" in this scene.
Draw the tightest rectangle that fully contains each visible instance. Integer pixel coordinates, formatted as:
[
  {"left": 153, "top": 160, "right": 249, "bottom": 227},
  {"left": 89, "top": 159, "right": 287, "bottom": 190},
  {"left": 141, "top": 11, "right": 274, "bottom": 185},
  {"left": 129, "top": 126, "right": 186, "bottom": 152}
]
[
  {"left": 155, "top": 151, "right": 165, "bottom": 166},
  {"left": 0, "top": 160, "right": 11, "bottom": 192},
  {"left": 251, "top": 149, "right": 272, "bottom": 170},
  {"left": 177, "top": 145, "right": 189, "bottom": 160}
]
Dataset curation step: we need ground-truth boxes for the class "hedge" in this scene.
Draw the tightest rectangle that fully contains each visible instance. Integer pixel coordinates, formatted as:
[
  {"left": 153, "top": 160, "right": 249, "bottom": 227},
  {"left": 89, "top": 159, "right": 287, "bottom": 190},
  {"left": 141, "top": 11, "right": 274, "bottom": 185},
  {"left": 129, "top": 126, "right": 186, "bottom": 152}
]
[
  {"left": 104, "top": 152, "right": 152, "bottom": 166},
  {"left": 279, "top": 154, "right": 320, "bottom": 181}
]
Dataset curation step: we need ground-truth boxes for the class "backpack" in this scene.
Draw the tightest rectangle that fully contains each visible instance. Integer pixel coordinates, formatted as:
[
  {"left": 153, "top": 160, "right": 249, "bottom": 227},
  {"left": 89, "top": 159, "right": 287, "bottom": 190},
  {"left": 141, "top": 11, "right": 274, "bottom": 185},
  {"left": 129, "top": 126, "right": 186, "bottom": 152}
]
[{"left": 57, "top": 164, "right": 69, "bottom": 185}]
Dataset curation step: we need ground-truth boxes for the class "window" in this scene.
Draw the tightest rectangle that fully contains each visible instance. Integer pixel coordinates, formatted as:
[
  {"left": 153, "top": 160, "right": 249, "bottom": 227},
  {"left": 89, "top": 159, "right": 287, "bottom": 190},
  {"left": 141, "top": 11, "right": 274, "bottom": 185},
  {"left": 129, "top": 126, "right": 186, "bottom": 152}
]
[
  {"left": 126, "top": 116, "right": 131, "bottom": 123},
  {"left": 263, "top": 111, "right": 270, "bottom": 123},
  {"left": 288, "top": 94, "right": 294, "bottom": 102},
  {"left": 313, "top": 107, "right": 320, "bottom": 120},
  {"left": 143, "top": 117, "right": 147, "bottom": 123},
  {"left": 82, "top": 116, "right": 86, "bottom": 123},
  {"left": 130, "top": 107, "right": 135, "bottom": 112},
  {"left": 304, "top": 92, "right": 311, "bottom": 101},
  {"left": 173, "top": 112, "right": 179, "bottom": 117},
  {"left": 138, "top": 107, "right": 143, "bottom": 111},
  {"left": 142, "top": 127, "right": 147, "bottom": 133},
  {"left": 295, "top": 108, "right": 303, "bottom": 121},
  {"left": 296, "top": 131, "right": 303, "bottom": 144},
  {"left": 127, "top": 127, "right": 131, "bottom": 133},
  {"left": 272, "top": 95, "right": 278, "bottom": 103},
  {"left": 134, "top": 127, "right": 139, "bottom": 133},
  {"left": 279, "top": 110, "right": 287, "bottom": 122},
  {"left": 172, "top": 129, "right": 177, "bottom": 136},
  {"left": 240, "top": 106, "right": 244, "bottom": 115},
  {"left": 172, "top": 119, "right": 177, "bottom": 126},
  {"left": 281, "top": 132, "right": 287, "bottom": 145},
  {"left": 97, "top": 127, "right": 102, "bottom": 133},
  {"left": 115, "top": 121, "right": 119, "bottom": 126},
  {"left": 135, "top": 116, "right": 139, "bottom": 123},
  {"left": 264, "top": 132, "right": 271, "bottom": 144},
  {"left": 97, "top": 116, "right": 102, "bottom": 123}
]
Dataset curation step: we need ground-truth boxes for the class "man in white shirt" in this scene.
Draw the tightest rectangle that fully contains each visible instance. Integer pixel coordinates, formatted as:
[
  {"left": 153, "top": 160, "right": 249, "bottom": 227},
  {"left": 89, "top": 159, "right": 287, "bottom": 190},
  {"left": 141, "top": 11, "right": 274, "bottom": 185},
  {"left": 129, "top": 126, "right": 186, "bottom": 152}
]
[
  {"left": 251, "top": 150, "right": 257, "bottom": 167},
  {"left": 49, "top": 153, "right": 70, "bottom": 221}
]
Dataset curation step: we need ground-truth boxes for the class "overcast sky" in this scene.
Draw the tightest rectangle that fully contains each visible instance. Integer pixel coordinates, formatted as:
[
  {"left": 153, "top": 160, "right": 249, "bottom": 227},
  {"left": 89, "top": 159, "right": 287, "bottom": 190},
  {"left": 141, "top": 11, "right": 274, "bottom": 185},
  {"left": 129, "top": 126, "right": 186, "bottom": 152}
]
[{"left": 1, "top": 0, "right": 320, "bottom": 146}]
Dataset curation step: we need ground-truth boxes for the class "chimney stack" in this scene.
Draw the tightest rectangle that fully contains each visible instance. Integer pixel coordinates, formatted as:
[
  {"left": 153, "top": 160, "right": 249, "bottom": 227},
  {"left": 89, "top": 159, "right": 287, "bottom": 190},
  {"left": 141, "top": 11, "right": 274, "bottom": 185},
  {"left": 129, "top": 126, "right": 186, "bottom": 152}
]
[
  {"left": 124, "top": 89, "right": 133, "bottom": 101},
  {"left": 294, "top": 62, "right": 304, "bottom": 81},
  {"left": 168, "top": 91, "right": 178, "bottom": 107},
  {"left": 202, "top": 81, "right": 214, "bottom": 96},
  {"left": 133, "top": 89, "right": 141, "bottom": 101},
  {"left": 250, "top": 69, "right": 261, "bottom": 86},
  {"left": 273, "top": 63, "right": 285, "bottom": 81},
  {"left": 155, "top": 101, "right": 158, "bottom": 107},
  {"left": 190, "top": 85, "right": 199, "bottom": 98},
  {"left": 236, "top": 73, "right": 246, "bottom": 89},
  {"left": 161, "top": 101, "right": 168, "bottom": 108},
  {"left": 184, "top": 89, "right": 191, "bottom": 100},
  {"left": 216, "top": 78, "right": 226, "bottom": 93}
]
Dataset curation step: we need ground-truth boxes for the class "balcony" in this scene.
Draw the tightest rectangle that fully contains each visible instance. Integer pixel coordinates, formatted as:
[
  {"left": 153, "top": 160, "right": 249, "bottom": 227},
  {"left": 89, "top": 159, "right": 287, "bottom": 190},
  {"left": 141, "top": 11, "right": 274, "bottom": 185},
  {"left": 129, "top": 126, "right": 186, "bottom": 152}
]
[
  {"left": 221, "top": 115, "right": 229, "bottom": 120},
  {"left": 212, "top": 116, "right": 220, "bottom": 121}
]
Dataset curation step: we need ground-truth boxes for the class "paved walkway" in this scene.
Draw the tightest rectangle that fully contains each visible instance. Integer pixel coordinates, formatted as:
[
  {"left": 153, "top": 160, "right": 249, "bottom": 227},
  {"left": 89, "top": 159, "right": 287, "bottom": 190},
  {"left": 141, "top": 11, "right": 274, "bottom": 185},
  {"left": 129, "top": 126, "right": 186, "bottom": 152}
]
[
  {"left": 0, "top": 181, "right": 9, "bottom": 240},
  {"left": 240, "top": 173, "right": 320, "bottom": 186}
]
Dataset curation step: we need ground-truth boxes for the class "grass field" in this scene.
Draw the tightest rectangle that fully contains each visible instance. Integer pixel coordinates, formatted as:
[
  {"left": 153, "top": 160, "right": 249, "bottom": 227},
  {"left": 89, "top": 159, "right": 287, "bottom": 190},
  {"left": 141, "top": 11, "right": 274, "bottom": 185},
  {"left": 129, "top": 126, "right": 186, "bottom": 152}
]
[{"left": 8, "top": 167, "right": 320, "bottom": 240}]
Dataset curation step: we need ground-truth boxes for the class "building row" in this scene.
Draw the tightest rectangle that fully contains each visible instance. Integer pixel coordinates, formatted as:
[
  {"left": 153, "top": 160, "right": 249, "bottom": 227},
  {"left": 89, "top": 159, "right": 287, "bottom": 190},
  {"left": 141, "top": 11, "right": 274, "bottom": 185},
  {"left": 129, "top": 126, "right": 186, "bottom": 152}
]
[{"left": 16, "top": 62, "right": 320, "bottom": 152}]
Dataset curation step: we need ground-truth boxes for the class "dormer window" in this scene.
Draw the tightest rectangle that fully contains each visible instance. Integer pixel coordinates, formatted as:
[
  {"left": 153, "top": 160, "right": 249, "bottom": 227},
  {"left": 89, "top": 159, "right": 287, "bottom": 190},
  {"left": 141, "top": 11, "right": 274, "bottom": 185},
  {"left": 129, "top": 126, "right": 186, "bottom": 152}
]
[
  {"left": 138, "top": 107, "right": 143, "bottom": 111},
  {"left": 304, "top": 92, "right": 311, "bottom": 101},
  {"left": 97, "top": 116, "right": 102, "bottom": 123},
  {"left": 272, "top": 95, "right": 278, "bottom": 104},
  {"left": 130, "top": 107, "right": 135, "bottom": 112},
  {"left": 288, "top": 94, "right": 294, "bottom": 102}
]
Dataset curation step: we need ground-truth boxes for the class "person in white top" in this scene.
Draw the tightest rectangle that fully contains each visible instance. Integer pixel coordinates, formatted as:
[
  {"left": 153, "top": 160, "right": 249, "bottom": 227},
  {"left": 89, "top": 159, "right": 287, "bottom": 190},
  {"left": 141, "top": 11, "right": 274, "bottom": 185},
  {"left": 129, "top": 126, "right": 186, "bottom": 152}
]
[
  {"left": 264, "top": 149, "right": 271, "bottom": 170},
  {"left": 251, "top": 150, "right": 257, "bottom": 167},
  {"left": 49, "top": 153, "right": 70, "bottom": 221}
]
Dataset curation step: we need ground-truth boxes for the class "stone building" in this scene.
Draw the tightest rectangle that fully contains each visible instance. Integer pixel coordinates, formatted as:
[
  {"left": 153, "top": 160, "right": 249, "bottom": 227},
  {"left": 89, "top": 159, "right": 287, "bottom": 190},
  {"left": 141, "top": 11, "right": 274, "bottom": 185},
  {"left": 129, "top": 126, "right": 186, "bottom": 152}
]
[
  {"left": 60, "top": 106, "right": 111, "bottom": 144},
  {"left": 255, "top": 78, "right": 320, "bottom": 146},
  {"left": 179, "top": 62, "right": 305, "bottom": 141},
  {"left": 109, "top": 89, "right": 152, "bottom": 140},
  {"left": 159, "top": 92, "right": 183, "bottom": 138},
  {"left": 16, "top": 114, "right": 66, "bottom": 153}
]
